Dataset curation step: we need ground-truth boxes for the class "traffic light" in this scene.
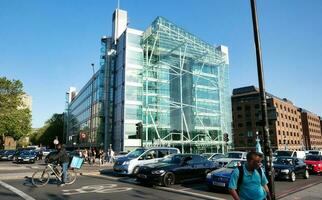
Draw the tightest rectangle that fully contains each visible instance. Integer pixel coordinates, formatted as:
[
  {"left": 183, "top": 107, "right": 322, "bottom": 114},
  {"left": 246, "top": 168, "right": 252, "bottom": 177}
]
[
  {"left": 223, "top": 133, "right": 229, "bottom": 143},
  {"left": 136, "top": 122, "right": 143, "bottom": 139}
]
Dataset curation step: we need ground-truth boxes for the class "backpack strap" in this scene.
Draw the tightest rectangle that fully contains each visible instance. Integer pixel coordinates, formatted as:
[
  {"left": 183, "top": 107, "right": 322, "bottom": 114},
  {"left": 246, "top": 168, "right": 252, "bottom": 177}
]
[
  {"left": 237, "top": 166, "right": 244, "bottom": 192},
  {"left": 256, "top": 167, "right": 263, "bottom": 182}
]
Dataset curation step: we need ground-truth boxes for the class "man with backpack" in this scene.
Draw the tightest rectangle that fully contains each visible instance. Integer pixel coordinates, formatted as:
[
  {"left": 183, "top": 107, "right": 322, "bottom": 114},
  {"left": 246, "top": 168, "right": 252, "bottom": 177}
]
[
  {"left": 228, "top": 151, "right": 271, "bottom": 200},
  {"left": 51, "top": 144, "right": 70, "bottom": 186}
]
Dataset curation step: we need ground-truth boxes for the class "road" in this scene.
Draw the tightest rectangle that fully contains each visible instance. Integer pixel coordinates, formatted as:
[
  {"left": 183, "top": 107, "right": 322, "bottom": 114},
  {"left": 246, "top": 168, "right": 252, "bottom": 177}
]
[{"left": 1, "top": 160, "right": 322, "bottom": 200}]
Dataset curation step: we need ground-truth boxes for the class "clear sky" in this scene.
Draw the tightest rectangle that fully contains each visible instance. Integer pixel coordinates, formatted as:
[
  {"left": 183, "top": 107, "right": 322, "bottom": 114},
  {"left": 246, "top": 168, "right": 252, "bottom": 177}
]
[{"left": 1, "top": 0, "right": 321, "bottom": 128}]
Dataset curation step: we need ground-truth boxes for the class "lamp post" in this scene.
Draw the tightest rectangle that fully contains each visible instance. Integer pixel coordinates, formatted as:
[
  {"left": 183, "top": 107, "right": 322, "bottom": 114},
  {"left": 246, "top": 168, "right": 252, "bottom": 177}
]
[
  {"left": 250, "top": 0, "right": 275, "bottom": 199},
  {"left": 89, "top": 63, "right": 95, "bottom": 149}
]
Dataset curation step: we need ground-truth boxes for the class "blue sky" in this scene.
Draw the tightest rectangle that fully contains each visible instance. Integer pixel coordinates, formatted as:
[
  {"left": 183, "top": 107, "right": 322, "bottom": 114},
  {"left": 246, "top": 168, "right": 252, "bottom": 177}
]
[{"left": 1, "top": 0, "right": 321, "bottom": 128}]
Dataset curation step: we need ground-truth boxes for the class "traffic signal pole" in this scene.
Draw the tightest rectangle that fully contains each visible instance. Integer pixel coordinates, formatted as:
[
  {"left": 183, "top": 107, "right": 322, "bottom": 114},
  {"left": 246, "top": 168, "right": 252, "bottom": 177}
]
[{"left": 250, "top": 0, "right": 275, "bottom": 199}]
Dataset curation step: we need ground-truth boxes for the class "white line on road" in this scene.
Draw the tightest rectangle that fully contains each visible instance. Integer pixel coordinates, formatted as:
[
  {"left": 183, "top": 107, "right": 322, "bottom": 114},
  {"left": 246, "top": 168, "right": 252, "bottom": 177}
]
[
  {"left": 156, "top": 186, "right": 228, "bottom": 200},
  {"left": 0, "top": 180, "right": 36, "bottom": 200}
]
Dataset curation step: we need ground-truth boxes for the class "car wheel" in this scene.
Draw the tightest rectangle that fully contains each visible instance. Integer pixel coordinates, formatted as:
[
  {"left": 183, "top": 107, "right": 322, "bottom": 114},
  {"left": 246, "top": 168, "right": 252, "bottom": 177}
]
[
  {"left": 290, "top": 171, "right": 296, "bottom": 182},
  {"left": 133, "top": 166, "right": 140, "bottom": 175},
  {"left": 304, "top": 170, "right": 309, "bottom": 179},
  {"left": 163, "top": 172, "right": 175, "bottom": 187}
]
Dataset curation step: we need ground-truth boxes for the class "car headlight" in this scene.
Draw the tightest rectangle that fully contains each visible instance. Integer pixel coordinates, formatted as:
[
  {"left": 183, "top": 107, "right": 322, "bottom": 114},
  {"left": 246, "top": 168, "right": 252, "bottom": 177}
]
[
  {"left": 152, "top": 170, "right": 165, "bottom": 175},
  {"left": 281, "top": 169, "right": 290, "bottom": 173},
  {"left": 18, "top": 157, "right": 21, "bottom": 159},
  {"left": 122, "top": 161, "right": 129, "bottom": 165},
  {"left": 206, "top": 173, "right": 212, "bottom": 179}
]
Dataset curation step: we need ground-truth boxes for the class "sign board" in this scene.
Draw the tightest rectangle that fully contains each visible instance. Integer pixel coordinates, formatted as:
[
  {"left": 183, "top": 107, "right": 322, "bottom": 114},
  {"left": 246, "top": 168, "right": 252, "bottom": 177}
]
[{"left": 53, "top": 139, "right": 59, "bottom": 145}]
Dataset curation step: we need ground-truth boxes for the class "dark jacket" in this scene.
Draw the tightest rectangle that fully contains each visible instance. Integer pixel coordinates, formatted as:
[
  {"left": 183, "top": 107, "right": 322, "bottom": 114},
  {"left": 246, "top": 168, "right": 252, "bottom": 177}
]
[{"left": 52, "top": 147, "right": 69, "bottom": 164}]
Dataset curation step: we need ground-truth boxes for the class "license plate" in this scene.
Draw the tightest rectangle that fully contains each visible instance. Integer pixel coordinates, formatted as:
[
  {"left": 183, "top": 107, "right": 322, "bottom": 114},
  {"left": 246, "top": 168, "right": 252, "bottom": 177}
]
[
  {"left": 213, "top": 181, "right": 225, "bottom": 187},
  {"left": 137, "top": 174, "right": 147, "bottom": 179},
  {"left": 23, "top": 159, "right": 29, "bottom": 161}
]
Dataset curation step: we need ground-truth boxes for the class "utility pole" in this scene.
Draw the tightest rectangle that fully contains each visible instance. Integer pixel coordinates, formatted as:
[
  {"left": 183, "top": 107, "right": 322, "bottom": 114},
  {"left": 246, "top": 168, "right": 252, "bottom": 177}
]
[{"left": 250, "top": 0, "right": 275, "bottom": 199}]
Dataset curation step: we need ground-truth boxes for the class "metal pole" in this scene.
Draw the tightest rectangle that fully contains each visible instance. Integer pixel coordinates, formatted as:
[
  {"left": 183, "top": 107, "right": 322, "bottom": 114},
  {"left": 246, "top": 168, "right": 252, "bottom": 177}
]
[
  {"left": 90, "top": 63, "right": 95, "bottom": 150},
  {"left": 250, "top": 0, "right": 275, "bottom": 199}
]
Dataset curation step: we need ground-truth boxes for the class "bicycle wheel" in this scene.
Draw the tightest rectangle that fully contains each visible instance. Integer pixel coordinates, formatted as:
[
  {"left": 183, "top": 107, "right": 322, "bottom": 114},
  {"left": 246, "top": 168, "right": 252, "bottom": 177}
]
[
  {"left": 31, "top": 170, "right": 50, "bottom": 187},
  {"left": 65, "top": 169, "right": 77, "bottom": 185}
]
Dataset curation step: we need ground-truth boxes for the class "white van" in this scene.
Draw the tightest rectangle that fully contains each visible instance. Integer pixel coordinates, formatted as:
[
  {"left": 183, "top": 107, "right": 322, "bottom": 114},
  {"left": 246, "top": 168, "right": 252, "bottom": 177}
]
[
  {"left": 113, "top": 147, "right": 180, "bottom": 175},
  {"left": 274, "top": 150, "right": 306, "bottom": 159},
  {"left": 213, "top": 151, "right": 247, "bottom": 167},
  {"left": 307, "top": 150, "right": 322, "bottom": 156}
]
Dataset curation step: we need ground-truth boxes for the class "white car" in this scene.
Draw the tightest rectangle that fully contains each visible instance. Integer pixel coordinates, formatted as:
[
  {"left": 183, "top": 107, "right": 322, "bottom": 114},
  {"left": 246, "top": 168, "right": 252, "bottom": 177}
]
[
  {"left": 214, "top": 151, "right": 247, "bottom": 168},
  {"left": 113, "top": 147, "right": 180, "bottom": 175}
]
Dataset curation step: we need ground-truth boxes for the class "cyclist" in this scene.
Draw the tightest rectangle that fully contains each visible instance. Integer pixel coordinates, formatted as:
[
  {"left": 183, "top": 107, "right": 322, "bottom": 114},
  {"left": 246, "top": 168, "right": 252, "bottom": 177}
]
[{"left": 51, "top": 144, "right": 69, "bottom": 186}]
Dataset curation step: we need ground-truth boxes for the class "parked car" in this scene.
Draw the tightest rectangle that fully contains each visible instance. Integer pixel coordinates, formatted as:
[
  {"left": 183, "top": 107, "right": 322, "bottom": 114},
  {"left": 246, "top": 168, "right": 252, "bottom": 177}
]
[
  {"left": 201, "top": 153, "right": 224, "bottom": 161},
  {"left": 273, "top": 150, "right": 306, "bottom": 159},
  {"left": 214, "top": 151, "right": 247, "bottom": 168},
  {"left": 307, "top": 150, "right": 322, "bottom": 156},
  {"left": 113, "top": 147, "right": 180, "bottom": 175},
  {"left": 16, "top": 150, "right": 37, "bottom": 163},
  {"left": 136, "top": 154, "right": 217, "bottom": 186},
  {"left": 42, "top": 149, "right": 54, "bottom": 157},
  {"left": 206, "top": 159, "right": 246, "bottom": 190},
  {"left": 273, "top": 156, "right": 309, "bottom": 182},
  {"left": 0, "top": 150, "right": 6, "bottom": 159},
  {"left": 0, "top": 150, "right": 16, "bottom": 161},
  {"left": 304, "top": 155, "right": 322, "bottom": 174}
]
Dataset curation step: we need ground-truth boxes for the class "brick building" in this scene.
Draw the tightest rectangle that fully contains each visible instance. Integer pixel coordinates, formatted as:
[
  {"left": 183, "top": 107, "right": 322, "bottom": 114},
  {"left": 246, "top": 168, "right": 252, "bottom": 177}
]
[
  {"left": 299, "top": 109, "right": 322, "bottom": 150},
  {"left": 232, "top": 86, "right": 304, "bottom": 151}
]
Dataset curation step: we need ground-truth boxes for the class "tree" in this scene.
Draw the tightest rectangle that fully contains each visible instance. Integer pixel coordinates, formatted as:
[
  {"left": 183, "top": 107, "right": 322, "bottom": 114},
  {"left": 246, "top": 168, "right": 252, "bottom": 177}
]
[
  {"left": 0, "top": 77, "right": 32, "bottom": 140},
  {"left": 31, "top": 113, "right": 64, "bottom": 148}
]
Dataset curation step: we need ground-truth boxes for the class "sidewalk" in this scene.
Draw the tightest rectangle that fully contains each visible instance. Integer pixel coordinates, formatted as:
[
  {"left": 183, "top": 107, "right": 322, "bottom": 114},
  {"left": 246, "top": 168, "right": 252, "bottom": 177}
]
[{"left": 279, "top": 182, "right": 322, "bottom": 200}]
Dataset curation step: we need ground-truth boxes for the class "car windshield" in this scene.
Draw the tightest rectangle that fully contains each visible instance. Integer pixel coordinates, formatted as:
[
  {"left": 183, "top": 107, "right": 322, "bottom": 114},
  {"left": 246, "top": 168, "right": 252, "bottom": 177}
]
[
  {"left": 274, "top": 158, "right": 293, "bottom": 165},
  {"left": 159, "top": 154, "right": 182, "bottom": 164},
  {"left": 201, "top": 153, "right": 212, "bottom": 159},
  {"left": 127, "top": 148, "right": 146, "bottom": 158},
  {"left": 306, "top": 155, "right": 321, "bottom": 161},
  {"left": 224, "top": 153, "right": 243, "bottom": 159},
  {"left": 226, "top": 160, "right": 245, "bottom": 168},
  {"left": 308, "top": 151, "right": 319, "bottom": 155},
  {"left": 274, "top": 151, "right": 293, "bottom": 157}
]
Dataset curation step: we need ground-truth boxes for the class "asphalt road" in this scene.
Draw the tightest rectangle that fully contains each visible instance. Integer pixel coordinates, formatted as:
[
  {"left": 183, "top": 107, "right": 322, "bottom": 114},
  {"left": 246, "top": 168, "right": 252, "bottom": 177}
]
[{"left": 1, "top": 160, "right": 322, "bottom": 200}]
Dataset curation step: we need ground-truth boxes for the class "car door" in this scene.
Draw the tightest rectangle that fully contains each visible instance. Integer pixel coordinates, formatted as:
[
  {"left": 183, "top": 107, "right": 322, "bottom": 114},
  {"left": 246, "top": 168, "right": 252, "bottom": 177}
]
[
  {"left": 293, "top": 158, "right": 304, "bottom": 175},
  {"left": 176, "top": 155, "right": 194, "bottom": 181}
]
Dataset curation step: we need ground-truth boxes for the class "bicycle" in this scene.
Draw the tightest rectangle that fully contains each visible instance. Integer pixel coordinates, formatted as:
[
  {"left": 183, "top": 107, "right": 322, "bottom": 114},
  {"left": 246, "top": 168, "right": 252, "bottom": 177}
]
[{"left": 31, "top": 163, "right": 77, "bottom": 187}]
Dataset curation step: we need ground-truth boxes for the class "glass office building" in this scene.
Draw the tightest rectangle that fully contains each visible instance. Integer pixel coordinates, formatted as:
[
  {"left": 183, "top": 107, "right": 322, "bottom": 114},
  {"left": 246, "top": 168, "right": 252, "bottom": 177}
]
[{"left": 65, "top": 9, "right": 231, "bottom": 153}]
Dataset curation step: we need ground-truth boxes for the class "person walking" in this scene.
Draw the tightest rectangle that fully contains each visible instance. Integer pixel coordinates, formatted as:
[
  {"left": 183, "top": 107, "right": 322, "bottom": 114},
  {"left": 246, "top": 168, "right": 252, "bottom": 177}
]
[
  {"left": 109, "top": 148, "right": 115, "bottom": 163},
  {"left": 228, "top": 151, "right": 271, "bottom": 200},
  {"left": 51, "top": 144, "right": 70, "bottom": 187}
]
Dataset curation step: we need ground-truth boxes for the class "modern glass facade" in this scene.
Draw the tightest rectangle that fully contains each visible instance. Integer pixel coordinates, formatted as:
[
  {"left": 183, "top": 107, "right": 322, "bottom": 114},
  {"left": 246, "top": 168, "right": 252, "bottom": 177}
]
[{"left": 66, "top": 9, "right": 231, "bottom": 153}]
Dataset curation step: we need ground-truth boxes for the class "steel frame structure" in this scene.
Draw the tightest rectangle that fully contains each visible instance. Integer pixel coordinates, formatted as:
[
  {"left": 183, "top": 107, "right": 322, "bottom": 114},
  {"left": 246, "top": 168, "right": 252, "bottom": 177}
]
[{"left": 141, "top": 17, "right": 231, "bottom": 153}]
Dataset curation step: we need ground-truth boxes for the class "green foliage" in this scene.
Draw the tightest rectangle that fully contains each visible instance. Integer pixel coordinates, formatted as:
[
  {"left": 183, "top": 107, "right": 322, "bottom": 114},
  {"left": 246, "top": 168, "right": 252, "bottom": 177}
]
[
  {"left": 31, "top": 113, "right": 64, "bottom": 148},
  {"left": 0, "top": 77, "right": 32, "bottom": 140}
]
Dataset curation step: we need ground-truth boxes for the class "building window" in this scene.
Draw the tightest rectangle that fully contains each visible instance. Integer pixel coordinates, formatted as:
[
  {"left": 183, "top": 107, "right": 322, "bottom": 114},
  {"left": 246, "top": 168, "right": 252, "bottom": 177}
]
[
  {"left": 255, "top": 104, "right": 260, "bottom": 109},
  {"left": 238, "top": 123, "right": 243, "bottom": 128},
  {"left": 237, "top": 106, "right": 242, "bottom": 111},
  {"left": 279, "top": 140, "right": 282, "bottom": 144},
  {"left": 245, "top": 105, "right": 251, "bottom": 111},
  {"left": 278, "top": 130, "right": 281, "bottom": 135},
  {"left": 237, "top": 114, "right": 242, "bottom": 119},
  {"left": 246, "top": 121, "right": 252, "bottom": 127}
]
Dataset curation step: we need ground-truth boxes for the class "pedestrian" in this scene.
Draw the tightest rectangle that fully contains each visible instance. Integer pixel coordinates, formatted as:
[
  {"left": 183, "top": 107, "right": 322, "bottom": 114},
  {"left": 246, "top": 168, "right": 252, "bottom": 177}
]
[
  {"left": 228, "top": 151, "right": 271, "bottom": 200},
  {"left": 98, "top": 149, "right": 105, "bottom": 166},
  {"left": 51, "top": 144, "right": 70, "bottom": 187},
  {"left": 83, "top": 149, "right": 88, "bottom": 164},
  {"left": 109, "top": 148, "right": 115, "bottom": 163}
]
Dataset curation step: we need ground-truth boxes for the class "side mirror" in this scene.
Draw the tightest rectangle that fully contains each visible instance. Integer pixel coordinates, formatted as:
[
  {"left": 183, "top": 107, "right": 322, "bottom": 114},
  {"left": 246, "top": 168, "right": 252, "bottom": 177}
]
[{"left": 138, "top": 157, "right": 144, "bottom": 160}]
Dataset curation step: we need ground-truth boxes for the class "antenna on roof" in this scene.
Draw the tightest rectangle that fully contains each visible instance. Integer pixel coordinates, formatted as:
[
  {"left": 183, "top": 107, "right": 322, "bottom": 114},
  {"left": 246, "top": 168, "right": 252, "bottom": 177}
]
[{"left": 117, "top": 0, "right": 120, "bottom": 9}]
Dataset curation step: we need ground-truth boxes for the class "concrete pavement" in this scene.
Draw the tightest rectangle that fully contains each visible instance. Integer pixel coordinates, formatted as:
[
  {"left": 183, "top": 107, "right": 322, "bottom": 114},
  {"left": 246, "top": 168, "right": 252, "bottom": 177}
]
[{"left": 279, "top": 182, "right": 322, "bottom": 200}]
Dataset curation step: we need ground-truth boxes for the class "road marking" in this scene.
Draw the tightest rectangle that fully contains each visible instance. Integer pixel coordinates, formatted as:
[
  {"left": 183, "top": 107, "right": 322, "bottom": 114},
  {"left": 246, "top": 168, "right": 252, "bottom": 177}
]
[
  {"left": 62, "top": 184, "right": 132, "bottom": 195},
  {"left": 0, "top": 180, "right": 36, "bottom": 200},
  {"left": 156, "top": 186, "right": 227, "bottom": 200}
]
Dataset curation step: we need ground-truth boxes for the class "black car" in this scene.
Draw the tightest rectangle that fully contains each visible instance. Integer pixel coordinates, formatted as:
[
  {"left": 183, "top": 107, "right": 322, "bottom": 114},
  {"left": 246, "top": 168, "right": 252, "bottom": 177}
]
[
  {"left": 273, "top": 156, "right": 309, "bottom": 182},
  {"left": 136, "top": 154, "right": 217, "bottom": 187},
  {"left": 0, "top": 150, "right": 16, "bottom": 161},
  {"left": 16, "top": 150, "right": 37, "bottom": 163}
]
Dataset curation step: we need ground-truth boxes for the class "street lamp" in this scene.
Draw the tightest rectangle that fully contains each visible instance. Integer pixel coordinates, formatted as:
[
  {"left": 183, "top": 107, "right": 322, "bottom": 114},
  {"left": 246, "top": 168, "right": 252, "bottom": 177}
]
[{"left": 250, "top": 0, "right": 275, "bottom": 199}]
